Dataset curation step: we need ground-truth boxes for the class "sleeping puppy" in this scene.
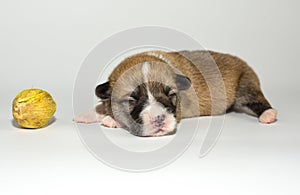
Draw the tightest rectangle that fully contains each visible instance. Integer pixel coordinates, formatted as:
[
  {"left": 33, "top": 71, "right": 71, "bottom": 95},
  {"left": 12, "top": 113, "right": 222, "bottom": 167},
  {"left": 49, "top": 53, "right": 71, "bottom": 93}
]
[{"left": 74, "top": 50, "right": 277, "bottom": 137}]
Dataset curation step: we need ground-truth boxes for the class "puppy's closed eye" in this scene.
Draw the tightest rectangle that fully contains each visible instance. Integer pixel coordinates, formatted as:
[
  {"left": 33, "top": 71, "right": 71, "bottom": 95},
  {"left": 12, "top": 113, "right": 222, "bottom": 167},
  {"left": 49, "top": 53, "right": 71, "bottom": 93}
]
[
  {"left": 168, "top": 92, "right": 178, "bottom": 106},
  {"left": 128, "top": 96, "right": 137, "bottom": 106},
  {"left": 119, "top": 97, "right": 137, "bottom": 105},
  {"left": 163, "top": 86, "right": 178, "bottom": 106}
]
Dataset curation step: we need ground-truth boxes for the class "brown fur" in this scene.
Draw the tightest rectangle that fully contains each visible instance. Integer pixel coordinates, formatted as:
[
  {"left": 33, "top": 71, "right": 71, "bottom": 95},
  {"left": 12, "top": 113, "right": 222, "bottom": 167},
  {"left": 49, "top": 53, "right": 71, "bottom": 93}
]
[{"left": 102, "top": 50, "right": 272, "bottom": 122}]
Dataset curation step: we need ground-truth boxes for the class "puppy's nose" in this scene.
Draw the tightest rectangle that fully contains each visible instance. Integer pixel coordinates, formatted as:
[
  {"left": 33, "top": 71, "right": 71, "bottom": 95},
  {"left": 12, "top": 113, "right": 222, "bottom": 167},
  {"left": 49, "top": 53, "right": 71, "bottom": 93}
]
[{"left": 154, "top": 114, "right": 166, "bottom": 126}]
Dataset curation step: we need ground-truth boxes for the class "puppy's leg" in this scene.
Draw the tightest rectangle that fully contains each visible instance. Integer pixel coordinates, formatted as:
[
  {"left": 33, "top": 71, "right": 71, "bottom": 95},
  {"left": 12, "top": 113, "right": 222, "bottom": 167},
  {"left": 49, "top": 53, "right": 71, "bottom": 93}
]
[
  {"left": 73, "top": 102, "right": 121, "bottom": 128},
  {"left": 73, "top": 109, "right": 105, "bottom": 124},
  {"left": 233, "top": 68, "right": 277, "bottom": 124},
  {"left": 73, "top": 102, "right": 106, "bottom": 124}
]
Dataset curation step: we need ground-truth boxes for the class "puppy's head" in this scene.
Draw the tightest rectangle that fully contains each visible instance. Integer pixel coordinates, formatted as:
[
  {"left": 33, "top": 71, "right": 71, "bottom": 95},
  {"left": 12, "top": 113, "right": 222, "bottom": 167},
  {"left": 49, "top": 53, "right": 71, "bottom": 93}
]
[{"left": 96, "top": 61, "right": 191, "bottom": 137}]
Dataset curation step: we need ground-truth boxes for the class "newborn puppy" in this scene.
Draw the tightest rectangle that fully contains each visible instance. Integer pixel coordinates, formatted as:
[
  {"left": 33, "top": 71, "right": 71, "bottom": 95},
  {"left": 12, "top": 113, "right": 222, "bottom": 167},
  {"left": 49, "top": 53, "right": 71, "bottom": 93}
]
[{"left": 74, "top": 50, "right": 277, "bottom": 137}]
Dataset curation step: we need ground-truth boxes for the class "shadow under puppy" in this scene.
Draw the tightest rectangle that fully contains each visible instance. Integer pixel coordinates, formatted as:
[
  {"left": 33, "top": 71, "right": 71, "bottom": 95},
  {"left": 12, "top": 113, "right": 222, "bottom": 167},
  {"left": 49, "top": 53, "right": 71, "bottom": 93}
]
[{"left": 74, "top": 50, "right": 277, "bottom": 137}]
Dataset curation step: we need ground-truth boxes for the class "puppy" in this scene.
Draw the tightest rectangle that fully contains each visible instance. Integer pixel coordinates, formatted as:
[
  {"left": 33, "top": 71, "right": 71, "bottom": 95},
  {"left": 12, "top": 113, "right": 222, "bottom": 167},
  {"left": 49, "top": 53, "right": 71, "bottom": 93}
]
[{"left": 74, "top": 50, "right": 277, "bottom": 137}]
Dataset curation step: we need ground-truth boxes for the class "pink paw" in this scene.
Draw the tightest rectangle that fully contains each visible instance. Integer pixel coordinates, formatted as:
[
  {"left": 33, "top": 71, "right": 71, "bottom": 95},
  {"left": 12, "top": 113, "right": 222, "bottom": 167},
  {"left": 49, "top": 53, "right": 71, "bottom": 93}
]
[
  {"left": 74, "top": 111, "right": 97, "bottom": 124},
  {"left": 101, "top": 116, "right": 121, "bottom": 128},
  {"left": 73, "top": 110, "right": 104, "bottom": 124},
  {"left": 259, "top": 109, "right": 277, "bottom": 124}
]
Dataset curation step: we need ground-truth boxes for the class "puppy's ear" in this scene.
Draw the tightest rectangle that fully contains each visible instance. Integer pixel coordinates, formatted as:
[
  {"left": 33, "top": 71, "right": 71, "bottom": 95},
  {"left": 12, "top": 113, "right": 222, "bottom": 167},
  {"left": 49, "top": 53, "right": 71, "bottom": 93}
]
[
  {"left": 95, "top": 81, "right": 111, "bottom": 99},
  {"left": 176, "top": 74, "right": 191, "bottom": 90}
]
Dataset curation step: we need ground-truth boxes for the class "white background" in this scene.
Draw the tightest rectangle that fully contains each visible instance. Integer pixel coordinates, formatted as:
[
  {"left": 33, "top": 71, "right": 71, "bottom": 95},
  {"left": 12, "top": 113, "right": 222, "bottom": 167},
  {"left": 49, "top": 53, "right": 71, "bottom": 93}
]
[{"left": 0, "top": 0, "right": 299, "bottom": 194}]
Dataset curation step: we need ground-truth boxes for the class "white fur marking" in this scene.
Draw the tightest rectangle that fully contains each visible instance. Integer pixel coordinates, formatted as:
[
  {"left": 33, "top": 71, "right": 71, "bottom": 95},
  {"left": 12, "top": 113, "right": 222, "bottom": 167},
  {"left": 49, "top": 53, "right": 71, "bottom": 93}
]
[
  {"left": 147, "top": 91, "right": 156, "bottom": 104},
  {"left": 141, "top": 92, "right": 177, "bottom": 136},
  {"left": 142, "top": 62, "right": 150, "bottom": 82}
]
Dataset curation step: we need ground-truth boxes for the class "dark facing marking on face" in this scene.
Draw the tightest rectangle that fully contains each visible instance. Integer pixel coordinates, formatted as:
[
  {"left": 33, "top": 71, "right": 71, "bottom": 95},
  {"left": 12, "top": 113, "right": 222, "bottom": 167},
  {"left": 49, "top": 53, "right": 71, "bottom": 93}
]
[
  {"left": 127, "top": 81, "right": 178, "bottom": 124},
  {"left": 129, "top": 83, "right": 148, "bottom": 123}
]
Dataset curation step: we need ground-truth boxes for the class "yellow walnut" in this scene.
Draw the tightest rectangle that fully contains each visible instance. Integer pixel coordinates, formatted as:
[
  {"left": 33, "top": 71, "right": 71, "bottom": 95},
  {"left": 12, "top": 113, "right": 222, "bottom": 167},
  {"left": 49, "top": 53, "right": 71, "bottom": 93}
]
[{"left": 12, "top": 89, "right": 56, "bottom": 129}]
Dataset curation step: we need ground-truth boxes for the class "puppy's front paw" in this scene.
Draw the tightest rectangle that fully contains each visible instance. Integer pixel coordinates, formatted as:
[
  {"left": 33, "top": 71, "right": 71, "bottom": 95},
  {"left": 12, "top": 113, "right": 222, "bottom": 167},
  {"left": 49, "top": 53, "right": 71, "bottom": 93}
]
[
  {"left": 73, "top": 111, "right": 97, "bottom": 124},
  {"left": 73, "top": 110, "right": 104, "bottom": 124},
  {"left": 102, "top": 116, "right": 121, "bottom": 128},
  {"left": 259, "top": 109, "right": 277, "bottom": 124}
]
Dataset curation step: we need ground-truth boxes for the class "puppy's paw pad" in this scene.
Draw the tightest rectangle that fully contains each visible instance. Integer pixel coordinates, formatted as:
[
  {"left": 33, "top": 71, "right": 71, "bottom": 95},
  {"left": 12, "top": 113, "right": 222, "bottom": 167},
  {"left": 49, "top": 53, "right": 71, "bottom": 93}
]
[
  {"left": 259, "top": 109, "right": 277, "bottom": 124},
  {"left": 102, "top": 116, "right": 120, "bottom": 128}
]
